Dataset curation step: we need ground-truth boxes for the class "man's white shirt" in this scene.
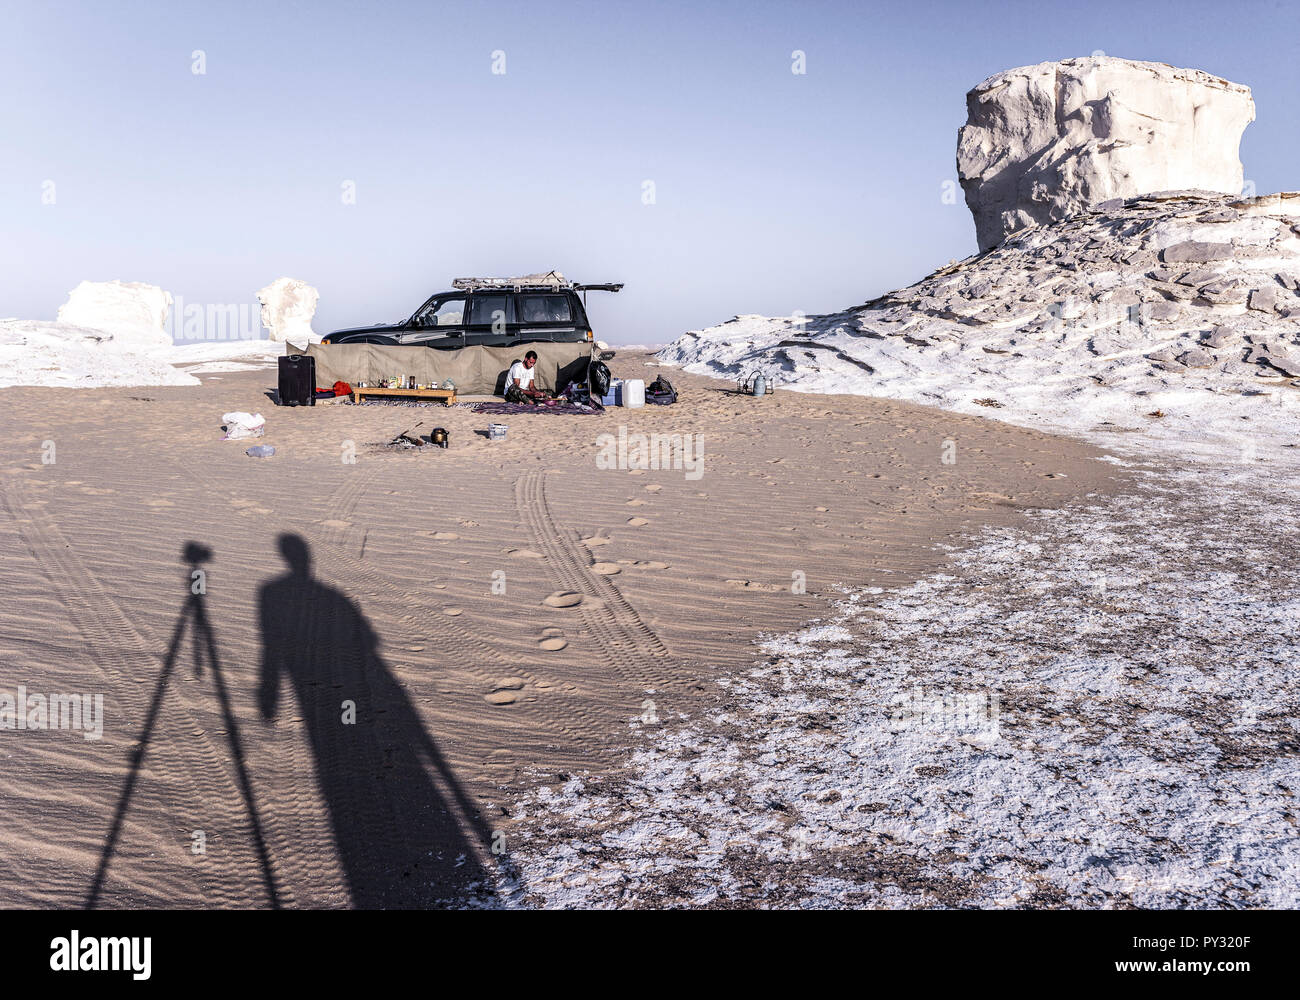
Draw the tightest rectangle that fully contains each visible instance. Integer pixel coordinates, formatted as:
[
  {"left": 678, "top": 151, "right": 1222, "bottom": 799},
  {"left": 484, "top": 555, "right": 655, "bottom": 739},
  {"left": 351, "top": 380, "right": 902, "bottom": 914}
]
[{"left": 508, "top": 360, "right": 535, "bottom": 390}]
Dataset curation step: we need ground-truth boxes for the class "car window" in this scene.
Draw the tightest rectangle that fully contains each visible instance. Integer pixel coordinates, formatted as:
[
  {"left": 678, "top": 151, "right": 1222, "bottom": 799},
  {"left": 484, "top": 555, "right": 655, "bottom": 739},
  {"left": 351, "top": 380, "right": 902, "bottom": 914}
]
[
  {"left": 468, "top": 294, "right": 510, "bottom": 326},
  {"left": 414, "top": 295, "right": 464, "bottom": 328},
  {"left": 517, "top": 294, "right": 572, "bottom": 324}
]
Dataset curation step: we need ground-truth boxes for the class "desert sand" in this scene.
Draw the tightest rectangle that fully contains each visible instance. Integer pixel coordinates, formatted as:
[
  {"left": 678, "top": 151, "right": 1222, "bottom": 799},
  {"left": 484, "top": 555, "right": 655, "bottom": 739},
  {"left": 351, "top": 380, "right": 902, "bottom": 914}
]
[{"left": 0, "top": 352, "right": 1118, "bottom": 907}]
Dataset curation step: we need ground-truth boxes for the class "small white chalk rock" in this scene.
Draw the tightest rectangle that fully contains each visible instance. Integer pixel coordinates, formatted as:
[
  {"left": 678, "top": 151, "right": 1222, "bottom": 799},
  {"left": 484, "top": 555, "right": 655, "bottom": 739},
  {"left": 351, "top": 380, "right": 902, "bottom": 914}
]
[
  {"left": 257, "top": 277, "right": 320, "bottom": 343},
  {"left": 958, "top": 56, "right": 1255, "bottom": 251}
]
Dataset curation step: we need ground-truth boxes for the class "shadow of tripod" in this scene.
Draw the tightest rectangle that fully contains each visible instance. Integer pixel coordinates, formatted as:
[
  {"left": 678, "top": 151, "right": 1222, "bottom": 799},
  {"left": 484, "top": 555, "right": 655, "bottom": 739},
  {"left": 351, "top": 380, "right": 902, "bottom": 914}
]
[{"left": 86, "top": 541, "right": 280, "bottom": 909}]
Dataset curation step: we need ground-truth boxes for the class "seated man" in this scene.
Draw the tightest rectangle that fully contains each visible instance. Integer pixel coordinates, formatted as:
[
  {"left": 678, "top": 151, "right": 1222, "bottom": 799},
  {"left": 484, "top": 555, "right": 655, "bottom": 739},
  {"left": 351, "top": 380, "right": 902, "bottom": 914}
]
[{"left": 505, "top": 351, "right": 546, "bottom": 403}]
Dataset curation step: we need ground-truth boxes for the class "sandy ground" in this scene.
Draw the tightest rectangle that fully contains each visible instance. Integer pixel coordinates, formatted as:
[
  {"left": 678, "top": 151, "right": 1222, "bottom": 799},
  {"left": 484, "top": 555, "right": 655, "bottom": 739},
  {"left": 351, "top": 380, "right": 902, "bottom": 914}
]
[{"left": 0, "top": 352, "right": 1119, "bottom": 908}]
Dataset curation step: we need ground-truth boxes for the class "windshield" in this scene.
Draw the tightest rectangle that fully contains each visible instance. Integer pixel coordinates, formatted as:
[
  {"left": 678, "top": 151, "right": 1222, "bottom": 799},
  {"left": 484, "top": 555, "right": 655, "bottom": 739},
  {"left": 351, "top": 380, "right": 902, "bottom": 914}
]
[{"left": 410, "top": 294, "right": 465, "bottom": 328}]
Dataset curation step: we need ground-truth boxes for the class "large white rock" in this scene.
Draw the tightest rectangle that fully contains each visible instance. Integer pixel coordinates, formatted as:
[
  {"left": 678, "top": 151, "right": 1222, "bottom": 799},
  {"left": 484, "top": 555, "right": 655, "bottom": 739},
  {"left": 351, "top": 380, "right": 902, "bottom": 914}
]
[
  {"left": 957, "top": 57, "right": 1255, "bottom": 251},
  {"left": 257, "top": 277, "right": 320, "bottom": 343},
  {"left": 55, "top": 280, "right": 174, "bottom": 350}
]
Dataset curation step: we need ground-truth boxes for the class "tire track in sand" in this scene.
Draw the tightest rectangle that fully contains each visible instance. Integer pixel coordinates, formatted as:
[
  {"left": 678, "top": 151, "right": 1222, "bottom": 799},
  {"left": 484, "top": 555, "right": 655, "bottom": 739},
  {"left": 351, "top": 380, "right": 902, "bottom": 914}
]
[{"left": 515, "top": 469, "right": 674, "bottom": 697}]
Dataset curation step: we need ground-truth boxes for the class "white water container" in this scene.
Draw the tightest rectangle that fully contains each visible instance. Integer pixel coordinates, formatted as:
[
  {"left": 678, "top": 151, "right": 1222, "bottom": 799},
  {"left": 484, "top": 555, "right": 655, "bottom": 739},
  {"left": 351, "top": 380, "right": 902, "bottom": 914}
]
[{"left": 622, "top": 378, "right": 645, "bottom": 408}]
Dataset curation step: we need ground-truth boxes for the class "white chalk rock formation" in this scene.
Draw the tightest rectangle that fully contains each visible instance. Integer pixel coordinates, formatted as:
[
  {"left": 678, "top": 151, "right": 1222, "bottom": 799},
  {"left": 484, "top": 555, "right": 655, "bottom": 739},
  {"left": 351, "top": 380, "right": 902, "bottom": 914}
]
[
  {"left": 957, "top": 57, "right": 1255, "bottom": 251},
  {"left": 659, "top": 191, "right": 1300, "bottom": 467},
  {"left": 257, "top": 277, "right": 320, "bottom": 343},
  {"left": 56, "top": 280, "right": 174, "bottom": 350}
]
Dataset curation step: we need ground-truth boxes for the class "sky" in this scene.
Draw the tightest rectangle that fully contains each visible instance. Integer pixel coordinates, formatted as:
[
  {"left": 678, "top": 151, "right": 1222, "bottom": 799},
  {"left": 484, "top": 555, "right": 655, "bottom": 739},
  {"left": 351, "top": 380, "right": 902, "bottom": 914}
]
[{"left": 2, "top": 0, "right": 1298, "bottom": 345}]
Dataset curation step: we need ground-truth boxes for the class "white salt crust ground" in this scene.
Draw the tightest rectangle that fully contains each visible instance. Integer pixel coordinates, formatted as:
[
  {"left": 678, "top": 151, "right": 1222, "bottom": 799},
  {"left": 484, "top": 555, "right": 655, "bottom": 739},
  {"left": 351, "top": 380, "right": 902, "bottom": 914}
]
[{"left": 491, "top": 460, "right": 1299, "bottom": 908}]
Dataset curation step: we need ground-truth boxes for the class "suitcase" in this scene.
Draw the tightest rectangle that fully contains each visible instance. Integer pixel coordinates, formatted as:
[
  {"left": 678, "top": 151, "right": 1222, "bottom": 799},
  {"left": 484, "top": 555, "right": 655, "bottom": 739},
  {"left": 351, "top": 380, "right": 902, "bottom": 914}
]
[{"left": 278, "top": 354, "right": 316, "bottom": 406}]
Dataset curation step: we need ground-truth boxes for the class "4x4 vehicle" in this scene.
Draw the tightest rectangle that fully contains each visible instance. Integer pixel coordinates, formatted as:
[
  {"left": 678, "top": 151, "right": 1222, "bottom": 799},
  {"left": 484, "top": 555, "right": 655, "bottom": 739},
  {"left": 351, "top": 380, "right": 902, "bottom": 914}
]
[{"left": 321, "top": 271, "right": 622, "bottom": 349}]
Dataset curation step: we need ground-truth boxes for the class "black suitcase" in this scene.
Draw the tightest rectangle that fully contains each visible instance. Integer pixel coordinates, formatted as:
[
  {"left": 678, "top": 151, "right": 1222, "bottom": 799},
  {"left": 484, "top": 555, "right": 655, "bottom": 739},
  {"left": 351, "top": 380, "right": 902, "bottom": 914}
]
[{"left": 278, "top": 354, "right": 316, "bottom": 406}]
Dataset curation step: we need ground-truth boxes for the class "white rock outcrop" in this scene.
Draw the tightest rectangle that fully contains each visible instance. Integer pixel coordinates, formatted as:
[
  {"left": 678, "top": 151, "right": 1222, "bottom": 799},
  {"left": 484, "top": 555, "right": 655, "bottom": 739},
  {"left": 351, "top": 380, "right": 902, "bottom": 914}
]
[
  {"left": 658, "top": 191, "right": 1300, "bottom": 467},
  {"left": 957, "top": 57, "right": 1255, "bottom": 251},
  {"left": 257, "top": 277, "right": 320, "bottom": 343},
  {"left": 55, "top": 280, "right": 174, "bottom": 350}
]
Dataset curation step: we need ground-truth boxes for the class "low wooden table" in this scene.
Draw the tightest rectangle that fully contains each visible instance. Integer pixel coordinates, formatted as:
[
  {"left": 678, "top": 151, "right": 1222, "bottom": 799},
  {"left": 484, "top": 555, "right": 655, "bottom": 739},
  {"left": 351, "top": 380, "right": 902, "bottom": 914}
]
[{"left": 351, "top": 386, "right": 457, "bottom": 406}]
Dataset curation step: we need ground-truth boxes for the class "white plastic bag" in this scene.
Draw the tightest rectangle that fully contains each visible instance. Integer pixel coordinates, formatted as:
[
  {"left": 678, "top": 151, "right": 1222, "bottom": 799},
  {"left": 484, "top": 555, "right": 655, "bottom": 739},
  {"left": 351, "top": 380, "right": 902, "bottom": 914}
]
[{"left": 222, "top": 411, "right": 266, "bottom": 440}]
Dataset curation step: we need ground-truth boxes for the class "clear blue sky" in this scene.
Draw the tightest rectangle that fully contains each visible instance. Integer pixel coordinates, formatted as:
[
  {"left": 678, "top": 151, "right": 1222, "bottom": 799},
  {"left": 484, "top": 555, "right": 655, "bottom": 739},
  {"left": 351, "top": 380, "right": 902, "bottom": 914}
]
[{"left": 2, "top": 0, "right": 1296, "bottom": 344}]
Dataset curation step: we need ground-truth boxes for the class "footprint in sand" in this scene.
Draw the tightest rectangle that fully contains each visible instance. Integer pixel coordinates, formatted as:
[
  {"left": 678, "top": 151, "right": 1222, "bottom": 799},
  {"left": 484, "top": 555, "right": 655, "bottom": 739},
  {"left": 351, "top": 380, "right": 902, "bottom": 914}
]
[
  {"left": 443, "top": 607, "right": 464, "bottom": 616},
  {"left": 580, "top": 536, "right": 611, "bottom": 548},
  {"left": 644, "top": 484, "right": 662, "bottom": 492},
  {"left": 485, "top": 677, "right": 525, "bottom": 705},
  {"left": 627, "top": 469, "right": 646, "bottom": 476},
  {"left": 544, "top": 591, "right": 584, "bottom": 608},
  {"left": 591, "top": 562, "right": 621, "bottom": 576},
  {"left": 625, "top": 498, "right": 648, "bottom": 506},
  {"left": 814, "top": 506, "right": 830, "bottom": 512},
  {"left": 507, "top": 548, "right": 544, "bottom": 558},
  {"left": 627, "top": 517, "right": 649, "bottom": 526},
  {"left": 321, "top": 519, "right": 352, "bottom": 529},
  {"left": 432, "top": 531, "right": 459, "bottom": 540},
  {"left": 538, "top": 637, "right": 568, "bottom": 651},
  {"left": 145, "top": 499, "right": 175, "bottom": 507},
  {"left": 621, "top": 560, "right": 669, "bottom": 570},
  {"left": 541, "top": 626, "right": 565, "bottom": 637}
]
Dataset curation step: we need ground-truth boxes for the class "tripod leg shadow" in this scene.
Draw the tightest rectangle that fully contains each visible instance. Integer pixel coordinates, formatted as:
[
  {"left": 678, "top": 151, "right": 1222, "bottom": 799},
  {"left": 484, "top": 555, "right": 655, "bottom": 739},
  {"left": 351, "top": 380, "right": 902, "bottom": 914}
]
[{"left": 87, "top": 542, "right": 279, "bottom": 909}]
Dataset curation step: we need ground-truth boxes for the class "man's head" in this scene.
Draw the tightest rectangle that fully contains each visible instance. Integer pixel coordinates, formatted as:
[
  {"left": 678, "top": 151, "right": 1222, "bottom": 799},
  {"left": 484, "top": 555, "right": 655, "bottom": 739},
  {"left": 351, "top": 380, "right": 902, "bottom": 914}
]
[
  {"left": 524, "top": 351, "right": 537, "bottom": 369},
  {"left": 278, "top": 533, "right": 311, "bottom": 575}
]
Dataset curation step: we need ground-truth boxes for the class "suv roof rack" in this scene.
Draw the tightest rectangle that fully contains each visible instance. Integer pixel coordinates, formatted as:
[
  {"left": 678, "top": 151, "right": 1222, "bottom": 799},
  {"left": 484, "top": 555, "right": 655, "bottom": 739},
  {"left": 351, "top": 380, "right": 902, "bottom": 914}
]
[
  {"left": 451, "top": 272, "right": 623, "bottom": 294},
  {"left": 453, "top": 271, "right": 572, "bottom": 292}
]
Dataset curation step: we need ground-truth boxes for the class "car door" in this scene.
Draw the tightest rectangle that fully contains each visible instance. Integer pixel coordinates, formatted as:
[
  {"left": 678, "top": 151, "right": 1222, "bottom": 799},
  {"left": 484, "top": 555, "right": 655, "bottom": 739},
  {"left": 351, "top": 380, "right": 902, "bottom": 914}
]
[
  {"left": 463, "top": 293, "right": 514, "bottom": 347},
  {"left": 514, "top": 292, "right": 579, "bottom": 344},
  {"left": 401, "top": 294, "right": 467, "bottom": 346}
]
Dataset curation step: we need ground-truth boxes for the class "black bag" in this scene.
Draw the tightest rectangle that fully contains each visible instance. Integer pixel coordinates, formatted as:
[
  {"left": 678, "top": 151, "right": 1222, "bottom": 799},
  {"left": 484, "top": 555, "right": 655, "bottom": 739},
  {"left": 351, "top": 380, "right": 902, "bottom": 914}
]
[
  {"left": 278, "top": 354, "right": 316, "bottom": 407},
  {"left": 589, "top": 360, "right": 611, "bottom": 398},
  {"left": 646, "top": 375, "right": 677, "bottom": 405}
]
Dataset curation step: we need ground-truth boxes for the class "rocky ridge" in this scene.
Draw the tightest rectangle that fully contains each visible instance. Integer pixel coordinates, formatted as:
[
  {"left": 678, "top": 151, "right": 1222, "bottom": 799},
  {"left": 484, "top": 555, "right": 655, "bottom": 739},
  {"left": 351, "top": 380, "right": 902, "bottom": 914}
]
[{"left": 659, "top": 190, "right": 1300, "bottom": 465}]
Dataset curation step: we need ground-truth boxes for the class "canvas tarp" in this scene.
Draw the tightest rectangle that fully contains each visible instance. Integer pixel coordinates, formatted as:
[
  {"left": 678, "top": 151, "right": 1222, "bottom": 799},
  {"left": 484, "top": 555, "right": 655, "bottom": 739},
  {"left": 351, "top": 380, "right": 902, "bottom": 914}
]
[{"left": 300, "top": 341, "right": 595, "bottom": 395}]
